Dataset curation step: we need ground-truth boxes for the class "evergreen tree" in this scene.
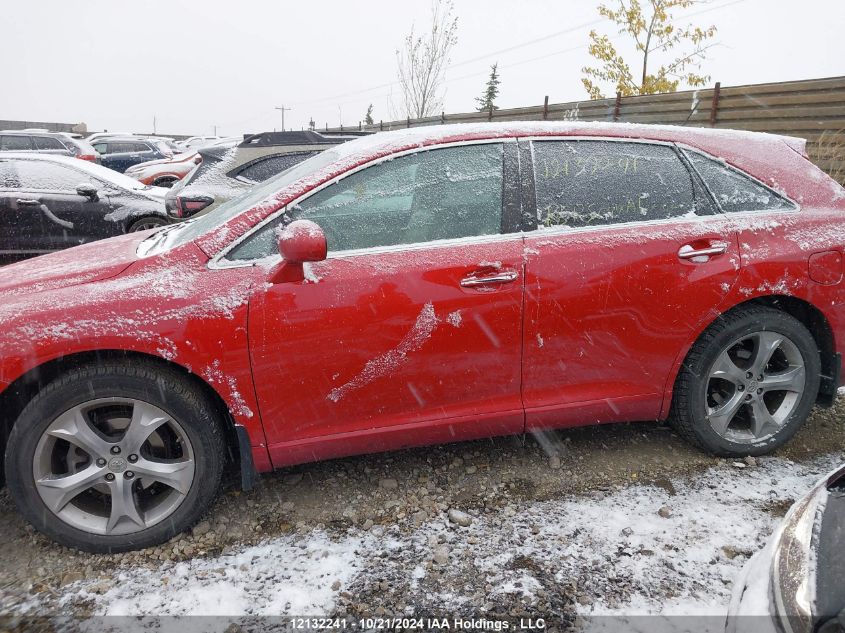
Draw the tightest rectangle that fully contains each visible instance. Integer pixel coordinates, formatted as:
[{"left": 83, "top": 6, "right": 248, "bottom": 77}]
[
  {"left": 365, "top": 104, "right": 374, "bottom": 125},
  {"left": 475, "top": 63, "right": 501, "bottom": 112}
]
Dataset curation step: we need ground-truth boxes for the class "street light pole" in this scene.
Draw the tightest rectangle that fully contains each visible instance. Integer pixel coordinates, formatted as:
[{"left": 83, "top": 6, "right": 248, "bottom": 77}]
[{"left": 275, "top": 105, "right": 292, "bottom": 132}]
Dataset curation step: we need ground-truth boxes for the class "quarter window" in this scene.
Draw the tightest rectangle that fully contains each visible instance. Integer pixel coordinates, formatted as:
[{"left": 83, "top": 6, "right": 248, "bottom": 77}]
[
  {"left": 685, "top": 150, "right": 795, "bottom": 213},
  {"left": 228, "top": 143, "right": 504, "bottom": 260},
  {"left": 532, "top": 140, "right": 705, "bottom": 228}
]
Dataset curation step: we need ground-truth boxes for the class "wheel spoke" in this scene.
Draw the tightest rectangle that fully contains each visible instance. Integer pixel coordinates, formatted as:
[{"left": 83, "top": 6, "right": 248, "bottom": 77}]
[
  {"left": 106, "top": 477, "right": 145, "bottom": 533},
  {"left": 762, "top": 366, "right": 805, "bottom": 393},
  {"left": 35, "top": 464, "right": 105, "bottom": 514},
  {"left": 132, "top": 457, "right": 194, "bottom": 495},
  {"left": 122, "top": 401, "right": 170, "bottom": 454},
  {"left": 709, "top": 351, "right": 745, "bottom": 386},
  {"left": 46, "top": 407, "right": 112, "bottom": 458},
  {"left": 750, "top": 332, "right": 784, "bottom": 375},
  {"left": 707, "top": 392, "right": 746, "bottom": 435},
  {"left": 750, "top": 398, "right": 781, "bottom": 438}
]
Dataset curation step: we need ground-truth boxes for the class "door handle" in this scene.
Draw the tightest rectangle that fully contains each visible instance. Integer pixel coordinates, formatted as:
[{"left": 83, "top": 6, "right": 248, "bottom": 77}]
[
  {"left": 678, "top": 242, "right": 728, "bottom": 260},
  {"left": 16, "top": 199, "right": 41, "bottom": 206},
  {"left": 460, "top": 270, "right": 519, "bottom": 287}
]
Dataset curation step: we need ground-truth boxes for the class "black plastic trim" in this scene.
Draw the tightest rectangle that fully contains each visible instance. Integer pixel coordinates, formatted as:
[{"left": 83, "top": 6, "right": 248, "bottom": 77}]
[{"left": 234, "top": 424, "right": 257, "bottom": 491}]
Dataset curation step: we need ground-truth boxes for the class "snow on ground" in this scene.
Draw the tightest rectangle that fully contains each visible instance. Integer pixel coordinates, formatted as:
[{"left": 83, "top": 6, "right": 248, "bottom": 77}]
[{"left": 57, "top": 453, "right": 841, "bottom": 623}]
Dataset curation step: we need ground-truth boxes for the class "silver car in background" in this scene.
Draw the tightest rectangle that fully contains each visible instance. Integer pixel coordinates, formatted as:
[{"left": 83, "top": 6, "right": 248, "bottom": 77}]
[{"left": 727, "top": 464, "right": 845, "bottom": 633}]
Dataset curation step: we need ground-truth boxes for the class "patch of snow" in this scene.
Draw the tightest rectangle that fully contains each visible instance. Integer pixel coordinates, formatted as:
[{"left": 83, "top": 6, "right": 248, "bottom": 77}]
[{"left": 54, "top": 453, "right": 843, "bottom": 620}]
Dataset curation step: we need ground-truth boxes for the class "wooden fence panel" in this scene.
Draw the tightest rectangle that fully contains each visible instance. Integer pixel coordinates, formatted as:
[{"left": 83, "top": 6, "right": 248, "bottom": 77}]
[{"left": 325, "top": 76, "right": 845, "bottom": 183}]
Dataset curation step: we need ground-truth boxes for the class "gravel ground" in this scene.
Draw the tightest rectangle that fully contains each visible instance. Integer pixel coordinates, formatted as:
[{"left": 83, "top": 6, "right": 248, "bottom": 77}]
[{"left": 1, "top": 402, "right": 843, "bottom": 628}]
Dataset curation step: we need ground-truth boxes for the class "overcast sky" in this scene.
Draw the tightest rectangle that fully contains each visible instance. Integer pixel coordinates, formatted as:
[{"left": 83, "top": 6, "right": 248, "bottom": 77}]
[{"left": 2, "top": 0, "right": 844, "bottom": 136}]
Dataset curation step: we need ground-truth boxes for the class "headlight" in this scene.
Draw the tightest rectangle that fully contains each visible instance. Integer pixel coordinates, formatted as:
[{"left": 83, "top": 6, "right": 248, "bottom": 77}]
[{"left": 770, "top": 477, "right": 829, "bottom": 633}]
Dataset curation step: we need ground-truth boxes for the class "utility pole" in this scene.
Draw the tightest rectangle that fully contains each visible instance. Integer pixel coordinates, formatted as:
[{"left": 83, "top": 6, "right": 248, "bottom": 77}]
[{"left": 275, "top": 105, "right": 292, "bottom": 132}]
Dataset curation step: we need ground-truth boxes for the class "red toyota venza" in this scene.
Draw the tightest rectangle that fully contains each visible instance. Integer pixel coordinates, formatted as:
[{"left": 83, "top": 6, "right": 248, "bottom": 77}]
[{"left": 2, "top": 122, "right": 844, "bottom": 552}]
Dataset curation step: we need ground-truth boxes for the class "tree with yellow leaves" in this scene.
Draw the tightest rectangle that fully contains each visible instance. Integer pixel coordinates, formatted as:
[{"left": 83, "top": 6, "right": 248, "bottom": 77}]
[{"left": 582, "top": 0, "right": 717, "bottom": 99}]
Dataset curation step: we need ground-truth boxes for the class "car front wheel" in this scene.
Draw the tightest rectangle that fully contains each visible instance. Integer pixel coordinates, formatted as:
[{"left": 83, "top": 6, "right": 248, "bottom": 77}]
[
  {"left": 671, "top": 306, "right": 821, "bottom": 456},
  {"left": 5, "top": 361, "right": 225, "bottom": 553}
]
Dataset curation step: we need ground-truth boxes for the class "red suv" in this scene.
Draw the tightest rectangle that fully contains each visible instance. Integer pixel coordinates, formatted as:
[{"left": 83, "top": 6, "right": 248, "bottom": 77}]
[{"left": 2, "top": 122, "right": 844, "bottom": 552}]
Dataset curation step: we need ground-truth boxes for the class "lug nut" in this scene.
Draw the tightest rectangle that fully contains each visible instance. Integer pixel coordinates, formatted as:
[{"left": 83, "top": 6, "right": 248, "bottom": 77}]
[
  {"left": 737, "top": 384, "right": 745, "bottom": 392},
  {"left": 757, "top": 388, "right": 764, "bottom": 394},
  {"left": 110, "top": 446, "right": 121, "bottom": 455},
  {"left": 105, "top": 473, "right": 115, "bottom": 482},
  {"left": 96, "top": 458, "right": 107, "bottom": 467},
  {"left": 124, "top": 471, "right": 135, "bottom": 479},
  {"left": 128, "top": 454, "right": 138, "bottom": 463},
  {"left": 746, "top": 372, "right": 753, "bottom": 379},
  {"left": 745, "top": 394, "right": 752, "bottom": 401},
  {"left": 757, "top": 374, "right": 764, "bottom": 381}
]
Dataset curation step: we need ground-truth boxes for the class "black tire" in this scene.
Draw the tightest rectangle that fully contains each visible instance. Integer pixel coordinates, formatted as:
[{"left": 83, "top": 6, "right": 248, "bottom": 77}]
[
  {"left": 670, "top": 306, "right": 821, "bottom": 457},
  {"left": 128, "top": 216, "right": 169, "bottom": 232},
  {"left": 4, "top": 361, "right": 225, "bottom": 553}
]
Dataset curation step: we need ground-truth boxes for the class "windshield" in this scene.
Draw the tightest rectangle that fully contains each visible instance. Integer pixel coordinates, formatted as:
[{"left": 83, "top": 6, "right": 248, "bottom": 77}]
[{"left": 147, "top": 146, "right": 345, "bottom": 253}]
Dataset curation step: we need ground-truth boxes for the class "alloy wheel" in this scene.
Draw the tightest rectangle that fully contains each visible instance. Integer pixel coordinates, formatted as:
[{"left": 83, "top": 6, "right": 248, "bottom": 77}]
[
  {"left": 705, "top": 331, "right": 806, "bottom": 444},
  {"left": 32, "top": 398, "right": 195, "bottom": 536}
]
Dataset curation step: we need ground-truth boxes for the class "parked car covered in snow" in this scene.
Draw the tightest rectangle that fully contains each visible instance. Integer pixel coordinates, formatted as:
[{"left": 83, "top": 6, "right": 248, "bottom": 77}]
[
  {"left": 0, "top": 130, "right": 100, "bottom": 163},
  {"left": 124, "top": 151, "right": 202, "bottom": 188},
  {"left": 165, "top": 131, "right": 352, "bottom": 218},
  {"left": 727, "top": 463, "right": 845, "bottom": 633},
  {"left": 2, "top": 121, "right": 845, "bottom": 553},
  {"left": 91, "top": 136, "right": 176, "bottom": 173},
  {"left": 0, "top": 153, "right": 170, "bottom": 258},
  {"left": 178, "top": 135, "right": 222, "bottom": 151}
]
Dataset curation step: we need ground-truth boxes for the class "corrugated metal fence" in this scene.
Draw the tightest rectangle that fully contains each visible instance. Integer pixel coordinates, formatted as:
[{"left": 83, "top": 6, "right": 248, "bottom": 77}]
[{"left": 326, "top": 76, "right": 845, "bottom": 184}]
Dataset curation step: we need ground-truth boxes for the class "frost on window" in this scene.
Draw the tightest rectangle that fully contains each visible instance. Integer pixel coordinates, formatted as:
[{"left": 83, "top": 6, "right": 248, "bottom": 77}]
[
  {"left": 235, "top": 152, "right": 317, "bottom": 184},
  {"left": 686, "top": 151, "right": 796, "bottom": 213},
  {"left": 12, "top": 160, "right": 85, "bottom": 191},
  {"left": 532, "top": 140, "right": 698, "bottom": 229},
  {"left": 229, "top": 143, "right": 504, "bottom": 260}
]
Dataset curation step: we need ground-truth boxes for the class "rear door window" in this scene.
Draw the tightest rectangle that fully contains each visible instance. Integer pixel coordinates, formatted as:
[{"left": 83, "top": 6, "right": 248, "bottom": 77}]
[
  {"left": 532, "top": 140, "right": 710, "bottom": 229},
  {"left": 13, "top": 160, "right": 84, "bottom": 191},
  {"left": 684, "top": 150, "right": 796, "bottom": 213},
  {"left": 0, "top": 161, "right": 20, "bottom": 188},
  {"left": 228, "top": 142, "right": 504, "bottom": 260},
  {"left": 1, "top": 135, "right": 34, "bottom": 151},
  {"left": 32, "top": 136, "right": 67, "bottom": 150}
]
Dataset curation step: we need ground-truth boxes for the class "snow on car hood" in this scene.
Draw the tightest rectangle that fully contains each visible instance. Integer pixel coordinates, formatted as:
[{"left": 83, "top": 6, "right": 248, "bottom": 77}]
[{"left": 0, "top": 231, "right": 149, "bottom": 298}]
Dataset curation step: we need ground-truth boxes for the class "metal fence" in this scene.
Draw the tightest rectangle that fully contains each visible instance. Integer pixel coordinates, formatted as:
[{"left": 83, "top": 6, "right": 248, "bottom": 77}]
[{"left": 325, "top": 76, "right": 845, "bottom": 184}]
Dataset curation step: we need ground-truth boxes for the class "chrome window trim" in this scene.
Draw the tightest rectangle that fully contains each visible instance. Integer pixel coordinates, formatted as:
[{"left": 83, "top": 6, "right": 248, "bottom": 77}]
[{"left": 208, "top": 137, "right": 515, "bottom": 270}]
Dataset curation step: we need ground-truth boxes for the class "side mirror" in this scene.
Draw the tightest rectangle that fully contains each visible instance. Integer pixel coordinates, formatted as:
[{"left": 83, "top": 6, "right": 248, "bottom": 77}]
[
  {"left": 76, "top": 183, "right": 99, "bottom": 201},
  {"left": 268, "top": 219, "right": 327, "bottom": 284}
]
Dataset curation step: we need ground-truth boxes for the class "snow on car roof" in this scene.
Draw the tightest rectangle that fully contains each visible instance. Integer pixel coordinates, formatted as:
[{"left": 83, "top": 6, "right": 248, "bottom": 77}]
[{"left": 326, "top": 121, "right": 806, "bottom": 161}]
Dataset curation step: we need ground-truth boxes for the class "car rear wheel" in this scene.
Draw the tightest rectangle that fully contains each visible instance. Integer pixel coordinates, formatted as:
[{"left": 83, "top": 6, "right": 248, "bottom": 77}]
[
  {"left": 671, "top": 306, "right": 820, "bottom": 456},
  {"left": 4, "top": 361, "right": 225, "bottom": 553},
  {"left": 128, "top": 216, "right": 169, "bottom": 232}
]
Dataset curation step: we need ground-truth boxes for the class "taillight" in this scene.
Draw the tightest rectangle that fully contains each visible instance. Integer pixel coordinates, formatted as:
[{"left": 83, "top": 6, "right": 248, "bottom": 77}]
[
  {"left": 76, "top": 154, "right": 98, "bottom": 162},
  {"left": 173, "top": 195, "right": 213, "bottom": 218}
]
